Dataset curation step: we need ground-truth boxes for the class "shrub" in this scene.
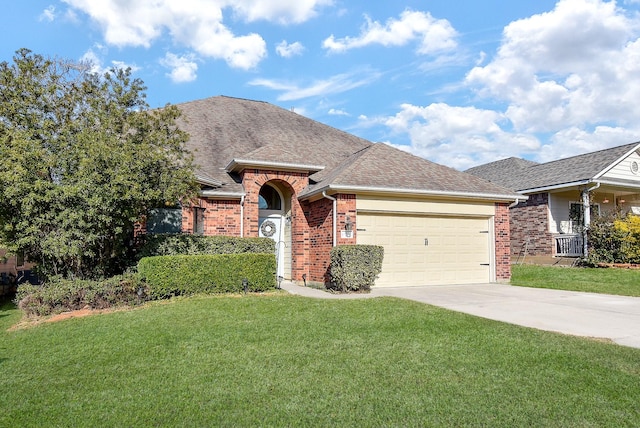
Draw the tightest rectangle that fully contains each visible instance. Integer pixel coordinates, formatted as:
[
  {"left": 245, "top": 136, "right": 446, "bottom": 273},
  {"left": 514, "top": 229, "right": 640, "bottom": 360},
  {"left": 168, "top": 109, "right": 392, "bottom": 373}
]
[
  {"left": 16, "top": 273, "right": 149, "bottom": 317},
  {"left": 137, "top": 253, "right": 276, "bottom": 299},
  {"left": 137, "top": 234, "right": 274, "bottom": 258},
  {"left": 584, "top": 213, "right": 640, "bottom": 265},
  {"left": 584, "top": 212, "right": 626, "bottom": 265},
  {"left": 614, "top": 215, "right": 640, "bottom": 263},
  {"left": 328, "top": 245, "right": 384, "bottom": 293}
]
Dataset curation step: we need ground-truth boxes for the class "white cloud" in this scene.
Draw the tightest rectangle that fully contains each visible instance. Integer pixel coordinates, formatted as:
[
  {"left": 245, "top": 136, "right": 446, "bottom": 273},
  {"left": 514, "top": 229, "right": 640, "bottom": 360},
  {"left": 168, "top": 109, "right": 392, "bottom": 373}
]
[
  {"left": 39, "top": 5, "right": 56, "bottom": 22},
  {"left": 249, "top": 70, "right": 381, "bottom": 101},
  {"left": 61, "top": 0, "right": 329, "bottom": 70},
  {"left": 80, "top": 47, "right": 139, "bottom": 75},
  {"left": 80, "top": 48, "right": 104, "bottom": 74},
  {"left": 377, "top": 103, "right": 540, "bottom": 170},
  {"left": 276, "top": 40, "right": 305, "bottom": 58},
  {"left": 322, "top": 9, "right": 457, "bottom": 54},
  {"left": 328, "top": 108, "right": 349, "bottom": 116},
  {"left": 160, "top": 52, "right": 198, "bottom": 83},
  {"left": 466, "top": 0, "right": 640, "bottom": 133},
  {"left": 230, "top": 0, "right": 333, "bottom": 24},
  {"left": 374, "top": 0, "right": 640, "bottom": 169}
]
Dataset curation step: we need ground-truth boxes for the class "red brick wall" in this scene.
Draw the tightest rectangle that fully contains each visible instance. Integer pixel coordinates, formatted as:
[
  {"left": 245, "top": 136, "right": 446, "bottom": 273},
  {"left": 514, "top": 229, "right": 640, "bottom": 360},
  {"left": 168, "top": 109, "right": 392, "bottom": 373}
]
[
  {"left": 510, "top": 193, "right": 553, "bottom": 256},
  {"left": 303, "top": 193, "right": 358, "bottom": 283},
  {"left": 0, "top": 249, "right": 34, "bottom": 276},
  {"left": 304, "top": 197, "right": 332, "bottom": 282},
  {"left": 183, "top": 199, "right": 241, "bottom": 236},
  {"left": 494, "top": 203, "right": 511, "bottom": 281},
  {"left": 336, "top": 194, "right": 357, "bottom": 246}
]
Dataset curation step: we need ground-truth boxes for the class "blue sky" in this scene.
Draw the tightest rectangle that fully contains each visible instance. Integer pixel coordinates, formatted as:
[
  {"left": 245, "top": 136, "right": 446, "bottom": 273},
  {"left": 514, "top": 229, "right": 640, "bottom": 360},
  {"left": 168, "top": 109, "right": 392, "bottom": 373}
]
[{"left": 3, "top": 0, "right": 640, "bottom": 170}]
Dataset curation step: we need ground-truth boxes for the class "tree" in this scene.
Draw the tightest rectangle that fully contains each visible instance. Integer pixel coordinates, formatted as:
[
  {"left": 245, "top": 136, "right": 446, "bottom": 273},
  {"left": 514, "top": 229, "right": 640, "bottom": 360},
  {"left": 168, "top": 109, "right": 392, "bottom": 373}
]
[{"left": 0, "top": 49, "right": 198, "bottom": 279}]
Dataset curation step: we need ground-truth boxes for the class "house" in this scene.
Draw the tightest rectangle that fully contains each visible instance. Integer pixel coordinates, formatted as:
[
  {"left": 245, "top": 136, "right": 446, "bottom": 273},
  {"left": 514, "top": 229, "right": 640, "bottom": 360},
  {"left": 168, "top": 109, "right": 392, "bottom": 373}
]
[
  {"left": 150, "top": 96, "right": 522, "bottom": 287},
  {"left": 0, "top": 249, "right": 35, "bottom": 295},
  {"left": 466, "top": 142, "right": 640, "bottom": 258}
]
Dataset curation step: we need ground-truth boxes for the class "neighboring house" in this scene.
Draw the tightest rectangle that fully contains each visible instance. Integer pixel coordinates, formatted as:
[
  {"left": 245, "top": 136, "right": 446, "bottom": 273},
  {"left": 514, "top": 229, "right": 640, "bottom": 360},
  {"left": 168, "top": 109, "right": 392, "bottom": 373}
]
[
  {"left": 467, "top": 142, "right": 640, "bottom": 258},
  {"left": 0, "top": 249, "right": 35, "bottom": 295},
  {"left": 148, "top": 96, "right": 521, "bottom": 287}
]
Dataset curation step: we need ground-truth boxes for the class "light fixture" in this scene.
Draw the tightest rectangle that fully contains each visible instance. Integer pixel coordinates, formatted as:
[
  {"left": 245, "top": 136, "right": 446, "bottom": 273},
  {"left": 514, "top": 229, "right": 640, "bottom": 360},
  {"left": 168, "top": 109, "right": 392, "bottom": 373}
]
[
  {"left": 603, "top": 198, "right": 609, "bottom": 204},
  {"left": 620, "top": 198, "right": 626, "bottom": 204},
  {"left": 344, "top": 215, "right": 353, "bottom": 231}
]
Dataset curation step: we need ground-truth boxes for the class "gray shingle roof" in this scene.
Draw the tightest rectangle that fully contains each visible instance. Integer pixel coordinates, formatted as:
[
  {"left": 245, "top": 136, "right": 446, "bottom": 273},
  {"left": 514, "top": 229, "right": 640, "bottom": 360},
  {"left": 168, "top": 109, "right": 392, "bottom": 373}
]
[
  {"left": 466, "top": 142, "right": 640, "bottom": 192},
  {"left": 176, "top": 96, "right": 519, "bottom": 200},
  {"left": 301, "top": 143, "right": 519, "bottom": 198}
]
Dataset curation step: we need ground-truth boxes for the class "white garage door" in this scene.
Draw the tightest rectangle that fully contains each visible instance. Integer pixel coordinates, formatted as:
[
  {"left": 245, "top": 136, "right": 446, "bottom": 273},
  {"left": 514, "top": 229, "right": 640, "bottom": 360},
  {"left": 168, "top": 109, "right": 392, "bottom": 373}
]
[{"left": 357, "top": 213, "right": 492, "bottom": 287}]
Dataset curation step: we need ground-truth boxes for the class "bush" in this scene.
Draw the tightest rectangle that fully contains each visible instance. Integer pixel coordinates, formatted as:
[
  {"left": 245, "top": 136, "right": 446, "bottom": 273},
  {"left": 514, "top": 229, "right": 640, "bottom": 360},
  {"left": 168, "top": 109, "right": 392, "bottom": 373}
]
[
  {"left": 584, "top": 212, "right": 626, "bottom": 265},
  {"left": 328, "top": 245, "right": 384, "bottom": 293},
  {"left": 137, "top": 234, "right": 274, "bottom": 258},
  {"left": 614, "top": 215, "right": 640, "bottom": 263},
  {"left": 16, "top": 273, "right": 149, "bottom": 317},
  {"left": 137, "top": 253, "right": 276, "bottom": 299},
  {"left": 584, "top": 213, "right": 640, "bottom": 265}
]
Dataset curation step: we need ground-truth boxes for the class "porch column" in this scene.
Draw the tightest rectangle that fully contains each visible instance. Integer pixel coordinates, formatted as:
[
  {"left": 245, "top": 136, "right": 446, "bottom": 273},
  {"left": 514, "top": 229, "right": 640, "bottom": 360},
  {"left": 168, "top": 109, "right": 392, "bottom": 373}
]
[{"left": 582, "top": 189, "right": 591, "bottom": 257}]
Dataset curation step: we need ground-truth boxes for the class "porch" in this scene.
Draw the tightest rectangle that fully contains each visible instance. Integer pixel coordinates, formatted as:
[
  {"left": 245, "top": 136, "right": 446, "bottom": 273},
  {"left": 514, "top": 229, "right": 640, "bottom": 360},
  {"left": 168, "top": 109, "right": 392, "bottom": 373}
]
[{"left": 554, "top": 234, "right": 583, "bottom": 257}]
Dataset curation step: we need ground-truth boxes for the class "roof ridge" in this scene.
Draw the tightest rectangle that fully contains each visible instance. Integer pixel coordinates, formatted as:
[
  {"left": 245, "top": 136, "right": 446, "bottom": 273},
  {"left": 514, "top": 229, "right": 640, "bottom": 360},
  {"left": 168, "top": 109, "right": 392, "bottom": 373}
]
[
  {"left": 530, "top": 141, "right": 640, "bottom": 169},
  {"left": 172, "top": 94, "right": 271, "bottom": 107}
]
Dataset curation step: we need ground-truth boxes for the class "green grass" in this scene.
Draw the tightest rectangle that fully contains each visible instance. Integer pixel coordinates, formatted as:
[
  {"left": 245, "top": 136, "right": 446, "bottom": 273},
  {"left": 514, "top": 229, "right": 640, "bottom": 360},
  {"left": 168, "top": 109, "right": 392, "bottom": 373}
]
[
  {"left": 1, "top": 293, "right": 639, "bottom": 427},
  {"left": 512, "top": 264, "right": 640, "bottom": 296}
]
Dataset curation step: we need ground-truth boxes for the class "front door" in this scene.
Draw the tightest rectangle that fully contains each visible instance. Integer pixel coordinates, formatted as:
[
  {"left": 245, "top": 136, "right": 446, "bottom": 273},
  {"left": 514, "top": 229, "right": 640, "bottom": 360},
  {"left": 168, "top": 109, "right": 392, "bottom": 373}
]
[
  {"left": 258, "top": 184, "right": 286, "bottom": 278},
  {"left": 259, "top": 215, "right": 285, "bottom": 278}
]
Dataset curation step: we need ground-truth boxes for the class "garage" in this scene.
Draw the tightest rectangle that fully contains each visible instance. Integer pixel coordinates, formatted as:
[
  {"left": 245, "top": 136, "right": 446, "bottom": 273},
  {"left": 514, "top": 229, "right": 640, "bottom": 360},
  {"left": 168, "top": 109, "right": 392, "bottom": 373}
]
[{"left": 357, "top": 211, "right": 493, "bottom": 287}]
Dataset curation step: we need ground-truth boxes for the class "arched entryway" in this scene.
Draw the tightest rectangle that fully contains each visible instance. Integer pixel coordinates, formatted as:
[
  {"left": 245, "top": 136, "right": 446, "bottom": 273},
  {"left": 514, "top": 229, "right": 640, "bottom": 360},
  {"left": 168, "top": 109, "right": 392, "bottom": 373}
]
[{"left": 258, "top": 183, "right": 291, "bottom": 279}]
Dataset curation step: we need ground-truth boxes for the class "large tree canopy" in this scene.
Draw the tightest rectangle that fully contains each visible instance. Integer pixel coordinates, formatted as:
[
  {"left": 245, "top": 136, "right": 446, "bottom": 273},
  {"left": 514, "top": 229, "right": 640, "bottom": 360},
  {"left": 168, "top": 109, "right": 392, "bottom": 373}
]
[{"left": 0, "top": 49, "right": 198, "bottom": 279}]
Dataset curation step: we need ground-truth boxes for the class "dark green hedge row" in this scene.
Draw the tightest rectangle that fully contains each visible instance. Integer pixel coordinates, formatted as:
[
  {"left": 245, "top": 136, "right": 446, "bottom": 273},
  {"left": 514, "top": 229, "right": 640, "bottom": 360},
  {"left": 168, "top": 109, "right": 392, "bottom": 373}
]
[
  {"left": 137, "top": 253, "right": 276, "bottom": 298},
  {"left": 328, "top": 245, "right": 384, "bottom": 292},
  {"left": 137, "top": 234, "right": 274, "bottom": 258},
  {"left": 16, "top": 274, "right": 149, "bottom": 317}
]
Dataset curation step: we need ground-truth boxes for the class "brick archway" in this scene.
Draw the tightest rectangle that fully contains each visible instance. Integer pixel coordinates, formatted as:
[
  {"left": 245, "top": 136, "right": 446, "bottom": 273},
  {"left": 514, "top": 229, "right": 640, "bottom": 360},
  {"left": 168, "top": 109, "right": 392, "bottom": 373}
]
[{"left": 241, "top": 170, "right": 310, "bottom": 281}]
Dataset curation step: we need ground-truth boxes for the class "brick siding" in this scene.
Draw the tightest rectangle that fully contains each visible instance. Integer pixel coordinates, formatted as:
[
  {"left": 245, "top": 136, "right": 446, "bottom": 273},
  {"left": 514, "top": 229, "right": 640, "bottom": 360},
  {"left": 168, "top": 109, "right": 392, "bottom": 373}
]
[
  {"left": 494, "top": 203, "right": 511, "bottom": 281},
  {"left": 183, "top": 199, "right": 241, "bottom": 236},
  {"left": 510, "top": 193, "right": 554, "bottom": 256},
  {"left": 302, "top": 194, "right": 358, "bottom": 283}
]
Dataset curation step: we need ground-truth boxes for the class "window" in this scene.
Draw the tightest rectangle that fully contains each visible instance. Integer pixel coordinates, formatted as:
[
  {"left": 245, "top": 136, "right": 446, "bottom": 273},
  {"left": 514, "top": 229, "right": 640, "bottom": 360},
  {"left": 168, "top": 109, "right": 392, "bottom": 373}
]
[
  {"left": 16, "top": 251, "right": 25, "bottom": 267},
  {"left": 146, "top": 208, "right": 182, "bottom": 234},
  {"left": 569, "top": 203, "right": 599, "bottom": 233},
  {"left": 259, "top": 185, "right": 282, "bottom": 210},
  {"left": 193, "top": 207, "right": 205, "bottom": 235}
]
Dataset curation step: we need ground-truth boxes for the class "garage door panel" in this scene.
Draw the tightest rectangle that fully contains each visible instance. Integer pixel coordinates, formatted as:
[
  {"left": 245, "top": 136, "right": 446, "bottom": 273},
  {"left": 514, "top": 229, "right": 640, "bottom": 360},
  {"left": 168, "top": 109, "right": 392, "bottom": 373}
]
[{"left": 357, "top": 213, "right": 491, "bottom": 287}]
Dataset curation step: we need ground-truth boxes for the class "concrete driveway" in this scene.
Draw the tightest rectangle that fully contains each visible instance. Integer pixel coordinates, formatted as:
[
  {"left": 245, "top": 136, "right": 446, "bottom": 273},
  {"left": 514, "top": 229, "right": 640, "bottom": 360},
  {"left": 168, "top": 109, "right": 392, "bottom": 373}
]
[{"left": 281, "top": 282, "right": 640, "bottom": 349}]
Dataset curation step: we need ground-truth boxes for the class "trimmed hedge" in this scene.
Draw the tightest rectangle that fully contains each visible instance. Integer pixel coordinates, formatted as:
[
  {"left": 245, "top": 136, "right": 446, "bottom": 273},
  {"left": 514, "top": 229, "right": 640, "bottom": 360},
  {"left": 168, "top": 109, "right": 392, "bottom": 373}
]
[
  {"left": 16, "top": 274, "right": 149, "bottom": 317},
  {"left": 137, "top": 253, "right": 276, "bottom": 298},
  {"left": 137, "top": 234, "right": 274, "bottom": 258},
  {"left": 328, "top": 245, "right": 384, "bottom": 293}
]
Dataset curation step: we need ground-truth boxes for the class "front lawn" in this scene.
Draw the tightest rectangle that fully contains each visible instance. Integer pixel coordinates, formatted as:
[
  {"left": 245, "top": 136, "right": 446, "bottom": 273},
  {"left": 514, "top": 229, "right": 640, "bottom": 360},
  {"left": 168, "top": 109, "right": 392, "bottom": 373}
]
[
  {"left": 1, "top": 294, "right": 639, "bottom": 426},
  {"left": 511, "top": 264, "right": 640, "bottom": 297}
]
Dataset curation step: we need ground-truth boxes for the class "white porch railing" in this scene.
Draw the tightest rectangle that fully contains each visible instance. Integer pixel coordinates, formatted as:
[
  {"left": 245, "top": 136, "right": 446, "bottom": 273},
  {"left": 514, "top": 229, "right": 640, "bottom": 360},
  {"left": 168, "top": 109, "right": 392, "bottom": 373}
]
[{"left": 554, "top": 234, "right": 583, "bottom": 257}]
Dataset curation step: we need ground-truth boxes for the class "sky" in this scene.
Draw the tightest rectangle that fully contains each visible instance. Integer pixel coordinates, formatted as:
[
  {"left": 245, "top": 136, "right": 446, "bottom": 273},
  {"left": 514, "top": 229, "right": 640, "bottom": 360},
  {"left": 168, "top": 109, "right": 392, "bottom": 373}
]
[{"left": 3, "top": 0, "right": 640, "bottom": 170}]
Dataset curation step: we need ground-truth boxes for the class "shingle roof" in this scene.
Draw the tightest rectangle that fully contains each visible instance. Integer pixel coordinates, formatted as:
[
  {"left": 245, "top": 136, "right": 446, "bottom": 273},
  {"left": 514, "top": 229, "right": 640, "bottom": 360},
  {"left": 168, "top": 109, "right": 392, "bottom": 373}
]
[
  {"left": 176, "top": 96, "right": 519, "bottom": 200},
  {"left": 176, "top": 96, "right": 372, "bottom": 194},
  {"left": 301, "top": 143, "right": 519, "bottom": 198},
  {"left": 465, "top": 158, "right": 539, "bottom": 191},
  {"left": 466, "top": 142, "right": 640, "bottom": 192}
]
